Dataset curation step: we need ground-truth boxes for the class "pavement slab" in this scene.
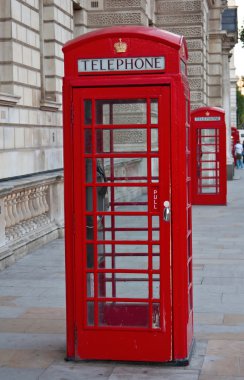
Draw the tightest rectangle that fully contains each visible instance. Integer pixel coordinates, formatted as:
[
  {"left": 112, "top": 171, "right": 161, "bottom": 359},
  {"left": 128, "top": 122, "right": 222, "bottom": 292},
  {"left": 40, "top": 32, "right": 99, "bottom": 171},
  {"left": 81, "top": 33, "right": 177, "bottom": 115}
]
[{"left": 1, "top": 171, "right": 244, "bottom": 378}]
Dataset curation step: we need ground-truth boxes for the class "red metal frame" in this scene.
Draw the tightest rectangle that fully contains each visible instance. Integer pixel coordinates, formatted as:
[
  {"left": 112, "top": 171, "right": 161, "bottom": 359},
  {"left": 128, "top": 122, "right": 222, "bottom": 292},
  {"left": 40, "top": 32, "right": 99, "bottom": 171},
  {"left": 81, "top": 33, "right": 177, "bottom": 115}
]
[
  {"left": 191, "top": 107, "right": 227, "bottom": 205},
  {"left": 63, "top": 26, "right": 193, "bottom": 363},
  {"left": 231, "top": 126, "right": 240, "bottom": 166}
]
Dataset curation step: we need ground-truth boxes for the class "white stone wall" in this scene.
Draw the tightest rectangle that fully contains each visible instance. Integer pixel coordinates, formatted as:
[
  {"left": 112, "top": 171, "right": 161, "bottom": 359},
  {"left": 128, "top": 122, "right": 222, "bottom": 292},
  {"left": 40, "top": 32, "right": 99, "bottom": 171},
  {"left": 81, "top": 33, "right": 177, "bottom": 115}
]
[{"left": 0, "top": 0, "right": 76, "bottom": 179}]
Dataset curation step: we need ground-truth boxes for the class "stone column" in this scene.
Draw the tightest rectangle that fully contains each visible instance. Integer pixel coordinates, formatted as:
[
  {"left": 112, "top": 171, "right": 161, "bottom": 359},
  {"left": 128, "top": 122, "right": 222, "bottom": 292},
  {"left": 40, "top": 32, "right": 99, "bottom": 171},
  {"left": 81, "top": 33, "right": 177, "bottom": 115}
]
[
  {"left": 222, "top": 39, "right": 235, "bottom": 179},
  {"left": 229, "top": 52, "right": 237, "bottom": 127},
  {"left": 42, "top": 0, "right": 74, "bottom": 106},
  {"left": 0, "top": 198, "right": 5, "bottom": 248}
]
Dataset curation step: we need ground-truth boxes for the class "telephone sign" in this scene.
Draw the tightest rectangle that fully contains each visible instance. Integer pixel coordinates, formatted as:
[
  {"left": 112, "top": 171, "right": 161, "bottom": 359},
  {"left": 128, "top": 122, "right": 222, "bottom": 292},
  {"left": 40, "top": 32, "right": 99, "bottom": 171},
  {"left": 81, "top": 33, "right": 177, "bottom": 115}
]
[
  {"left": 63, "top": 25, "right": 193, "bottom": 364},
  {"left": 78, "top": 56, "right": 165, "bottom": 73}
]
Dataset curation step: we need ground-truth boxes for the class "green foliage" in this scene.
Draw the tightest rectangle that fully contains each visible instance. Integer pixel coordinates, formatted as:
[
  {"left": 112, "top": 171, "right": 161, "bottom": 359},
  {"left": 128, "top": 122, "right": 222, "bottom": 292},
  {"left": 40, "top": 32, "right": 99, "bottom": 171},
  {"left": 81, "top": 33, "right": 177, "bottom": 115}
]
[
  {"left": 237, "top": 83, "right": 244, "bottom": 129},
  {"left": 240, "top": 24, "right": 244, "bottom": 47}
]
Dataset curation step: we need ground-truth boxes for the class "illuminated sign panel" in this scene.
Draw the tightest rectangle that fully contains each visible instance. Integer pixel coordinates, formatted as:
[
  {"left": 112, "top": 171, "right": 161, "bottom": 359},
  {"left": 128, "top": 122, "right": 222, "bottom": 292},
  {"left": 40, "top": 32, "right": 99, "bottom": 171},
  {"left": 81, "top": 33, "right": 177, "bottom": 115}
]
[{"left": 78, "top": 57, "right": 165, "bottom": 73}]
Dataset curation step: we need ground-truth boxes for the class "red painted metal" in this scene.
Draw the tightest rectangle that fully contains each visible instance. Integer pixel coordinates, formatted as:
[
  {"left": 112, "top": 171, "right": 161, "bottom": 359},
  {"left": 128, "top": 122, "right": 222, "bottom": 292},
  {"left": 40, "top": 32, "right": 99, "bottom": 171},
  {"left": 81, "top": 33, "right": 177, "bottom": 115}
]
[
  {"left": 231, "top": 126, "right": 240, "bottom": 165},
  {"left": 191, "top": 107, "right": 227, "bottom": 205},
  {"left": 63, "top": 26, "right": 193, "bottom": 363}
]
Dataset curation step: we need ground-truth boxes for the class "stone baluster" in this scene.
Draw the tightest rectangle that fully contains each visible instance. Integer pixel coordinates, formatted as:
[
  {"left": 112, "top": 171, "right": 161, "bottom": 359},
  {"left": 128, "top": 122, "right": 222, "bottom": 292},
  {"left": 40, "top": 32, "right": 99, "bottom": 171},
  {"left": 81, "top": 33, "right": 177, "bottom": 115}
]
[
  {"left": 18, "top": 191, "right": 30, "bottom": 233},
  {"left": 32, "top": 186, "right": 43, "bottom": 226},
  {"left": 38, "top": 185, "right": 46, "bottom": 214},
  {"left": 42, "top": 185, "right": 49, "bottom": 213},
  {"left": 28, "top": 188, "right": 36, "bottom": 220},
  {"left": 40, "top": 185, "right": 50, "bottom": 224},
  {"left": 4, "top": 195, "right": 12, "bottom": 229},
  {"left": 16, "top": 192, "right": 28, "bottom": 234},
  {"left": 11, "top": 192, "right": 25, "bottom": 237},
  {"left": 24, "top": 189, "right": 36, "bottom": 230},
  {"left": 6, "top": 194, "right": 18, "bottom": 239},
  {"left": 3, "top": 182, "right": 52, "bottom": 243}
]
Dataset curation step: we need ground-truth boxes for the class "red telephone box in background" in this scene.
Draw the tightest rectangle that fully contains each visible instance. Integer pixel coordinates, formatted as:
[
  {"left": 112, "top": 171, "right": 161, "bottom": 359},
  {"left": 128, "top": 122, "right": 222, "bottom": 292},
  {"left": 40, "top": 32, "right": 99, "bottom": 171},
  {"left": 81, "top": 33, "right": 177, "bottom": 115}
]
[
  {"left": 191, "top": 107, "right": 227, "bottom": 205},
  {"left": 63, "top": 26, "right": 193, "bottom": 364}
]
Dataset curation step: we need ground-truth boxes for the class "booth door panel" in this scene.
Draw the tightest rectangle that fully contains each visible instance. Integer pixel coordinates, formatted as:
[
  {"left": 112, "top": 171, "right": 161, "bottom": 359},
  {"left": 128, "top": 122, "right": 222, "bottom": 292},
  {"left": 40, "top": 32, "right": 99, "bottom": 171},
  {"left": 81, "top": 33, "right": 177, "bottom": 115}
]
[
  {"left": 196, "top": 128, "right": 220, "bottom": 195},
  {"left": 73, "top": 86, "right": 172, "bottom": 362}
]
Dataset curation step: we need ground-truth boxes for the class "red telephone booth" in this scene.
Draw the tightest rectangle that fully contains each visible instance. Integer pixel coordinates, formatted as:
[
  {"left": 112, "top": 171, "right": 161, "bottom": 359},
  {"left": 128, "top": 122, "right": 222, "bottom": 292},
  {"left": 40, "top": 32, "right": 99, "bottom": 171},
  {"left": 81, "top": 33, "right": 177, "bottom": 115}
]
[
  {"left": 231, "top": 126, "right": 240, "bottom": 165},
  {"left": 191, "top": 107, "right": 227, "bottom": 205},
  {"left": 63, "top": 26, "right": 193, "bottom": 364}
]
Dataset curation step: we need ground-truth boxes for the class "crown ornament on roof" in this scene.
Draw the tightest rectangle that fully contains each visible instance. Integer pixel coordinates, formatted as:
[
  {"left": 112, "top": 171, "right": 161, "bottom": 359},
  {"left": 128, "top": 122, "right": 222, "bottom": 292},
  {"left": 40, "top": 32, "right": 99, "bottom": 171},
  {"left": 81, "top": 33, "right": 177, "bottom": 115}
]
[
  {"left": 206, "top": 111, "right": 210, "bottom": 116},
  {"left": 114, "top": 38, "right": 127, "bottom": 53}
]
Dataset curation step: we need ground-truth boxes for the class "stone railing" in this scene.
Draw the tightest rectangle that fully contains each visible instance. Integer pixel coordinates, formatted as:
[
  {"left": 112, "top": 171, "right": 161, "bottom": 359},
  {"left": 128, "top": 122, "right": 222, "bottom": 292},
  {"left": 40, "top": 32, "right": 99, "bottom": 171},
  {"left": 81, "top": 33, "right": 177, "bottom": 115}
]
[{"left": 0, "top": 171, "right": 64, "bottom": 269}]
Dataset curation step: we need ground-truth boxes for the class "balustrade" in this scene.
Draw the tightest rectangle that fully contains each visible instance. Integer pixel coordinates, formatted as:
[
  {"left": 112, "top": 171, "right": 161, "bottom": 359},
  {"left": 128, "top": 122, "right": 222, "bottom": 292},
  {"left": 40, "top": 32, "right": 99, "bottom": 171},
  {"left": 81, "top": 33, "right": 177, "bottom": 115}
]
[{"left": 4, "top": 185, "right": 51, "bottom": 241}]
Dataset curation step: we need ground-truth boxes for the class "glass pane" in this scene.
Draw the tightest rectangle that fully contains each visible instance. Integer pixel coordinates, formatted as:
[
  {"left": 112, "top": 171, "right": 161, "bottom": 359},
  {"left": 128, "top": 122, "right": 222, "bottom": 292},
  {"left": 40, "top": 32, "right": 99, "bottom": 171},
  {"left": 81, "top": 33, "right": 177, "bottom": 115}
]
[
  {"left": 152, "top": 245, "right": 160, "bottom": 269},
  {"left": 201, "top": 169, "right": 217, "bottom": 178},
  {"left": 84, "top": 100, "right": 92, "bottom": 125},
  {"left": 200, "top": 186, "right": 217, "bottom": 194},
  {"left": 97, "top": 215, "right": 111, "bottom": 238},
  {"left": 153, "top": 255, "right": 160, "bottom": 270},
  {"left": 99, "top": 157, "right": 147, "bottom": 183},
  {"left": 96, "top": 129, "right": 110, "bottom": 153},
  {"left": 87, "top": 302, "right": 94, "bottom": 326},
  {"left": 85, "top": 159, "right": 93, "bottom": 183},
  {"left": 201, "top": 153, "right": 216, "bottom": 161},
  {"left": 151, "top": 158, "right": 159, "bottom": 182},
  {"left": 201, "top": 178, "right": 217, "bottom": 185},
  {"left": 152, "top": 303, "right": 160, "bottom": 329},
  {"left": 200, "top": 129, "right": 217, "bottom": 136},
  {"left": 84, "top": 129, "right": 92, "bottom": 153},
  {"left": 86, "top": 216, "right": 94, "bottom": 240},
  {"left": 150, "top": 99, "right": 158, "bottom": 124},
  {"left": 103, "top": 187, "right": 148, "bottom": 211},
  {"left": 153, "top": 274, "right": 160, "bottom": 299},
  {"left": 201, "top": 136, "right": 217, "bottom": 144},
  {"left": 151, "top": 129, "right": 158, "bottom": 151},
  {"left": 152, "top": 216, "right": 160, "bottom": 240},
  {"left": 98, "top": 302, "right": 149, "bottom": 327},
  {"left": 96, "top": 99, "right": 147, "bottom": 125},
  {"left": 98, "top": 244, "right": 111, "bottom": 268},
  {"left": 202, "top": 145, "right": 218, "bottom": 153},
  {"left": 87, "top": 273, "right": 94, "bottom": 297},
  {"left": 86, "top": 187, "right": 93, "bottom": 211},
  {"left": 96, "top": 129, "right": 147, "bottom": 152},
  {"left": 86, "top": 244, "right": 94, "bottom": 268},
  {"left": 98, "top": 244, "right": 149, "bottom": 269},
  {"left": 98, "top": 273, "right": 148, "bottom": 298},
  {"left": 201, "top": 161, "right": 217, "bottom": 169}
]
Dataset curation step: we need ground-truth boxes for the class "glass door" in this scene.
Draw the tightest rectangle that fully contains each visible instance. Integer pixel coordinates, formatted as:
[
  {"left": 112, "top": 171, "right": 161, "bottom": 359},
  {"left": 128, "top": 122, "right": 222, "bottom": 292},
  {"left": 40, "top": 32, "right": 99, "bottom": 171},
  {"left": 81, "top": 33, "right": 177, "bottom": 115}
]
[{"left": 72, "top": 85, "right": 172, "bottom": 362}]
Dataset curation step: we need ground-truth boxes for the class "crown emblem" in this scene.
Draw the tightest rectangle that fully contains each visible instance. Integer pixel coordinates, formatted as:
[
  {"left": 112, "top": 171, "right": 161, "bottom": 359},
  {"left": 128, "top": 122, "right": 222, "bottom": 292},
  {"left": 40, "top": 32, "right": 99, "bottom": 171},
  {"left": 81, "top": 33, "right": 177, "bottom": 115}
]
[
  {"left": 114, "top": 38, "right": 127, "bottom": 53},
  {"left": 206, "top": 111, "right": 210, "bottom": 116}
]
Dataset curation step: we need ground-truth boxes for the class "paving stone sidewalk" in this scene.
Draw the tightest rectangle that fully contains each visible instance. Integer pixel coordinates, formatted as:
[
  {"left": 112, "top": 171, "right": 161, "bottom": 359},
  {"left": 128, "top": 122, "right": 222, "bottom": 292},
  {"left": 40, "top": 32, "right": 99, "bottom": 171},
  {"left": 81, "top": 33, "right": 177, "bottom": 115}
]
[{"left": 1, "top": 171, "right": 244, "bottom": 379}]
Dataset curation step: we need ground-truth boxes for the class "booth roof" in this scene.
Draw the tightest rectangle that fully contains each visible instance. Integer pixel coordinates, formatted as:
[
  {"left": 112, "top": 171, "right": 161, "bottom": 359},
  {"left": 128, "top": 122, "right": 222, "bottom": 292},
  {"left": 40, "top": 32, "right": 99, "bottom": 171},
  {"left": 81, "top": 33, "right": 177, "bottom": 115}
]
[
  {"left": 62, "top": 25, "right": 186, "bottom": 53},
  {"left": 191, "top": 106, "right": 225, "bottom": 115}
]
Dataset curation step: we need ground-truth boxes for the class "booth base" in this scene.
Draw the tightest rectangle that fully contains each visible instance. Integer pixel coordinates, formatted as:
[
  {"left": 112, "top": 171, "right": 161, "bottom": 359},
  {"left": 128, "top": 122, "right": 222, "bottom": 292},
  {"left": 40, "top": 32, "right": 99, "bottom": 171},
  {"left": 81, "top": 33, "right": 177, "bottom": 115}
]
[{"left": 65, "top": 338, "right": 195, "bottom": 366}]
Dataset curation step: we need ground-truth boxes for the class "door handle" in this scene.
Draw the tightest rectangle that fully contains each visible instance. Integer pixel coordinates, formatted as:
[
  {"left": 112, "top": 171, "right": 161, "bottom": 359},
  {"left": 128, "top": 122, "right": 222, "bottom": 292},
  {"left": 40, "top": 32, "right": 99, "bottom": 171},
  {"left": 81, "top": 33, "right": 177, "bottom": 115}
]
[{"left": 163, "top": 201, "right": 171, "bottom": 222}]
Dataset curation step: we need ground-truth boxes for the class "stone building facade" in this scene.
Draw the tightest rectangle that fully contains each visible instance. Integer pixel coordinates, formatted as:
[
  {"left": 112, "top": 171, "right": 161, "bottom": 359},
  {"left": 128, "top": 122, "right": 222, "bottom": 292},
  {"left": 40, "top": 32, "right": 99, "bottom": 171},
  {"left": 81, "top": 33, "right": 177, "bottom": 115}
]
[{"left": 0, "top": 0, "right": 238, "bottom": 267}]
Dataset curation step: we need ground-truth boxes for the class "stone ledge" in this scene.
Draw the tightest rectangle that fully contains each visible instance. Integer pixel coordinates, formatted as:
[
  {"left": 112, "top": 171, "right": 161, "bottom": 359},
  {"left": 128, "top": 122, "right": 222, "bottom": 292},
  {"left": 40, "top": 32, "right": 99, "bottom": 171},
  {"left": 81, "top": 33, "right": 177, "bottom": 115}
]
[
  {"left": 0, "top": 170, "right": 64, "bottom": 196},
  {"left": 0, "top": 92, "right": 21, "bottom": 107},
  {"left": 40, "top": 99, "right": 61, "bottom": 112},
  {"left": 0, "top": 223, "right": 62, "bottom": 271}
]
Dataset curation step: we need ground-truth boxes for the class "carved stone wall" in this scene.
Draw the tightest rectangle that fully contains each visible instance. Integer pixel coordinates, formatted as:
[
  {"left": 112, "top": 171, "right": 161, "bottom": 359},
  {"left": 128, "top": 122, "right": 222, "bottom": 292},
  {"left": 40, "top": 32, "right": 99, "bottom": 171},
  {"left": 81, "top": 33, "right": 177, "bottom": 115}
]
[
  {"left": 155, "top": 0, "right": 206, "bottom": 109},
  {"left": 87, "top": 12, "right": 147, "bottom": 27},
  {"left": 104, "top": 0, "right": 147, "bottom": 9},
  {"left": 0, "top": 172, "right": 64, "bottom": 270},
  {"left": 85, "top": 0, "right": 149, "bottom": 28}
]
